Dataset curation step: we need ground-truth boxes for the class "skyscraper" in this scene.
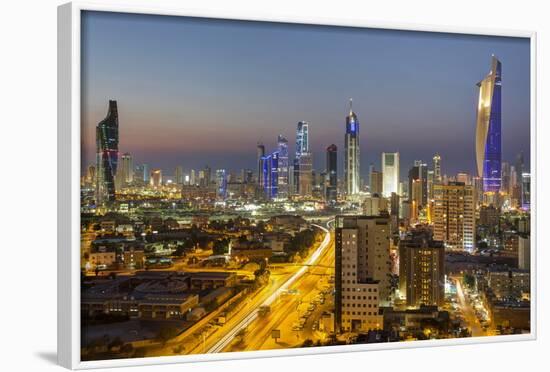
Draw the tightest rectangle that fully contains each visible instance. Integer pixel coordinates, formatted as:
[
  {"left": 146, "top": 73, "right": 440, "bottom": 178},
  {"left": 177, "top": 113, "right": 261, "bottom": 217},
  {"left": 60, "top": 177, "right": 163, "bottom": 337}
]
[
  {"left": 399, "top": 229, "right": 445, "bottom": 307},
  {"left": 382, "top": 152, "right": 399, "bottom": 197},
  {"left": 216, "top": 169, "right": 227, "bottom": 199},
  {"left": 120, "top": 153, "right": 133, "bottom": 184},
  {"left": 174, "top": 165, "right": 183, "bottom": 185},
  {"left": 95, "top": 100, "right": 119, "bottom": 207},
  {"left": 142, "top": 164, "right": 150, "bottom": 183},
  {"left": 344, "top": 99, "right": 360, "bottom": 196},
  {"left": 521, "top": 173, "right": 530, "bottom": 210},
  {"left": 294, "top": 121, "right": 312, "bottom": 197},
  {"left": 150, "top": 169, "right": 162, "bottom": 188},
  {"left": 433, "top": 154, "right": 442, "bottom": 183},
  {"left": 369, "top": 170, "right": 383, "bottom": 195},
  {"left": 257, "top": 143, "right": 265, "bottom": 186},
  {"left": 277, "top": 135, "right": 289, "bottom": 199},
  {"left": 433, "top": 182, "right": 476, "bottom": 251},
  {"left": 475, "top": 55, "right": 502, "bottom": 193},
  {"left": 262, "top": 151, "right": 279, "bottom": 199},
  {"left": 408, "top": 160, "right": 428, "bottom": 207},
  {"left": 335, "top": 215, "right": 390, "bottom": 332},
  {"left": 326, "top": 144, "right": 338, "bottom": 204}
]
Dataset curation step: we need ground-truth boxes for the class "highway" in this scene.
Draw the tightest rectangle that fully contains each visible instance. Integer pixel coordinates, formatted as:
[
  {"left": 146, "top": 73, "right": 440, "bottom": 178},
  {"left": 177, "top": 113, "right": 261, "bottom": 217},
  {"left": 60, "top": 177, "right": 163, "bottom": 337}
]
[
  {"left": 229, "top": 231, "right": 335, "bottom": 352},
  {"left": 205, "top": 221, "right": 334, "bottom": 353}
]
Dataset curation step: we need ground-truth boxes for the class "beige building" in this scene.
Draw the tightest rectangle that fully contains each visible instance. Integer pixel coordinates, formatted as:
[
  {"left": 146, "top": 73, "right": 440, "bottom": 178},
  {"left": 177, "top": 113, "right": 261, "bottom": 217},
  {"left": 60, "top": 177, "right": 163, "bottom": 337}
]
[
  {"left": 433, "top": 182, "right": 475, "bottom": 251},
  {"left": 399, "top": 229, "right": 445, "bottom": 307},
  {"left": 335, "top": 215, "right": 391, "bottom": 333}
]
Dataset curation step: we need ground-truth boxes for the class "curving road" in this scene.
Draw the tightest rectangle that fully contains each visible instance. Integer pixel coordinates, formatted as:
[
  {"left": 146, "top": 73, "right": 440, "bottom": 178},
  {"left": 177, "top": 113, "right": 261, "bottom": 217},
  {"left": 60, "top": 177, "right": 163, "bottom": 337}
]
[{"left": 206, "top": 221, "right": 333, "bottom": 353}]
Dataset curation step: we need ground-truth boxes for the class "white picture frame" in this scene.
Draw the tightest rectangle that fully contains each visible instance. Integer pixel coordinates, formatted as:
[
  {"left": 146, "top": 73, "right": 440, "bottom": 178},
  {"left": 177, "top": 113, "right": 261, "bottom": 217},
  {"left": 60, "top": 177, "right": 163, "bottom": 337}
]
[{"left": 58, "top": 1, "right": 537, "bottom": 369}]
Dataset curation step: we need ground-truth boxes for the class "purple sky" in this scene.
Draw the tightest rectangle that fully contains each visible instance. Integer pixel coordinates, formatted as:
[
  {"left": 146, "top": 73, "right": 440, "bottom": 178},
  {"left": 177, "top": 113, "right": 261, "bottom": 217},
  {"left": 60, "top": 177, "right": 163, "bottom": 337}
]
[{"left": 81, "top": 11, "right": 531, "bottom": 180}]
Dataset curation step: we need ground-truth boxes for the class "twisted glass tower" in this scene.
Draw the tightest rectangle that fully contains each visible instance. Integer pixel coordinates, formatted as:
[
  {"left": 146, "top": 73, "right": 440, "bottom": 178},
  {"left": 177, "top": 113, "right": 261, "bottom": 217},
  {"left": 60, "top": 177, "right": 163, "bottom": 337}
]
[
  {"left": 95, "top": 100, "right": 119, "bottom": 207},
  {"left": 475, "top": 56, "right": 502, "bottom": 193}
]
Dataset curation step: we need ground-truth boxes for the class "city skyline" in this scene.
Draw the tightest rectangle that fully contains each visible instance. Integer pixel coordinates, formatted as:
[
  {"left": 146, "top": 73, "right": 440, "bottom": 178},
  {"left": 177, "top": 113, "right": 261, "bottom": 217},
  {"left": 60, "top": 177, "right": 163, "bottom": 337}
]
[{"left": 81, "top": 11, "right": 530, "bottom": 179}]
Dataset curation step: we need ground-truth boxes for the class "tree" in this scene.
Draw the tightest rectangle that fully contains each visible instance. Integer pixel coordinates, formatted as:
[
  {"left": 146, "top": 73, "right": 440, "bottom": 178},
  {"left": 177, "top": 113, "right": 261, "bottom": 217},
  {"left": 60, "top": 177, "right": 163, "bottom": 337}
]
[
  {"left": 213, "top": 238, "right": 230, "bottom": 255},
  {"left": 156, "top": 327, "right": 178, "bottom": 345}
]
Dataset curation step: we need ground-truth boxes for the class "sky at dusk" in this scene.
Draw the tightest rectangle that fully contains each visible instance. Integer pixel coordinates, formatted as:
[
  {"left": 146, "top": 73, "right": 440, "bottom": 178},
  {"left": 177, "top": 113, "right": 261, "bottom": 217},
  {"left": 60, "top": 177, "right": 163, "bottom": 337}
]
[{"left": 81, "top": 11, "right": 531, "bottom": 180}]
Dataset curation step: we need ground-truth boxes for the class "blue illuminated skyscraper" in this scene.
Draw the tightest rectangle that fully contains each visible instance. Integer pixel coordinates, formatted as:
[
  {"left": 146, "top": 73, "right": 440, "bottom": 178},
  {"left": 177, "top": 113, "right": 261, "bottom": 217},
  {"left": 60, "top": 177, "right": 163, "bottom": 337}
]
[
  {"left": 294, "top": 121, "right": 312, "bottom": 196},
  {"left": 216, "top": 169, "right": 227, "bottom": 199},
  {"left": 475, "top": 56, "right": 502, "bottom": 193},
  {"left": 344, "top": 99, "right": 360, "bottom": 195},
  {"left": 95, "top": 100, "right": 119, "bottom": 207},
  {"left": 262, "top": 151, "right": 279, "bottom": 199},
  {"left": 277, "top": 135, "right": 290, "bottom": 199}
]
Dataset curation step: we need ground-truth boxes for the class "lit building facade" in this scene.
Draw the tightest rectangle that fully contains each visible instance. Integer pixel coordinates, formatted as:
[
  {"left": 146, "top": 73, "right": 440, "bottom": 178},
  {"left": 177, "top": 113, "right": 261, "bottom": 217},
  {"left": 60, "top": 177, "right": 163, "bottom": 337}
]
[
  {"left": 521, "top": 172, "right": 530, "bottom": 210},
  {"left": 382, "top": 152, "right": 399, "bottom": 197},
  {"left": 216, "top": 169, "right": 227, "bottom": 199},
  {"left": 475, "top": 55, "right": 502, "bottom": 193},
  {"left": 277, "top": 135, "right": 290, "bottom": 199},
  {"left": 326, "top": 144, "right": 338, "bottom": 203},
  {"left": 95, "top": 100, "right": 119, "bottom": 207},
  {"left": 433, "top": 154, "right": 442, "bottom": 183},
  {"left": 120, "top": 153, "right": 133, "bottom": 184},
  {"left": 344, "top": 99, "right": 360, "bottom": 196},
  {"left": 294, "top": 121, "right": 312, "bottom": 196},
  {"left": 433, "top": 182, "right": 476, "bottom": 251},
  {"left": 335, "top": 215, "right": 390, "bottom": 332},
  {"left": 262, "top": 151, "right": 279, "bottom": 199},
  {"left": 150, "top": 169, "right": 162, "bottom": 188},
  {"left": 399, "top": 229, "right": 445, "bottom": 307}
]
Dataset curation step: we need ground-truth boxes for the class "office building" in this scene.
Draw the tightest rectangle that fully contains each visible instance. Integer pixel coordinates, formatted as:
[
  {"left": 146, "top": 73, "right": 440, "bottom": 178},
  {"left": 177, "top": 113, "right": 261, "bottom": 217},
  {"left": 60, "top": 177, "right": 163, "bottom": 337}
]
[
  {"left": 294, "top": 121, "right": 312, "bottom": 196},
  {"left": 344, "top": 99, "right": 360, "bottom": 196},
  {"left": 95, "top": 100, "right": 119, "bottom": 207},
  {"left": 521, "top": 173, "right": 530, "bottom": 210},
  {"left": 363, "top": 195, "right": 388, "bottom": 216},
  {"left": 150, "top": 169, "right": 162, "bottom": 188},
  {"left": 475, "top": 55, "right": 502, "bottom": 193},
  {"left": 382, "top": 152, "right": 399, "bottom": 197},
  {"left": 262, "top": 151, "right": 279, "bottom": 199},
  {"left": 257, "top": 143, "right": 265, "bottom": 186},
  {"left": 174, "top": 165, "right": 183, "bottom": 185},
  {"left": 215, "top": 169, "right": 227, "bottom": 199},
  {"left": 120, "top": 153, "right": 133, "bottom": 184},
  {"left": 326, "top": 144, "right": 338, "bottom": 203},
  {"left": 277, "top": 135, "right": 290, "bottom": 198},
  {"left": 433, "top": 182, "right": 476, "bottom": 251},
  {"left": 408, "top": 160, "right": 428, "bottom": 207}
]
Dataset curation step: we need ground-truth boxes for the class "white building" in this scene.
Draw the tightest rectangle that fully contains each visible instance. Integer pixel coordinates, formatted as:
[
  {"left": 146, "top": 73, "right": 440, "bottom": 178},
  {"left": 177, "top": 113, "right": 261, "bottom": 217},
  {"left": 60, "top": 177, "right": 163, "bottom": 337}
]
[{"left": 382, "top": 152, "right": 399, "bottom": 197}]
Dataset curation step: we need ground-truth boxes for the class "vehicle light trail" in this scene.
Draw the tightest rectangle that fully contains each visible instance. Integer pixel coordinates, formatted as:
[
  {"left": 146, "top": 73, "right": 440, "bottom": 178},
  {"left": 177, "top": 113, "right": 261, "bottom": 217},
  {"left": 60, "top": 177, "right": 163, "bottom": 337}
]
[{"left": 206, "top": 222, "right": 333, "bottom": 353}]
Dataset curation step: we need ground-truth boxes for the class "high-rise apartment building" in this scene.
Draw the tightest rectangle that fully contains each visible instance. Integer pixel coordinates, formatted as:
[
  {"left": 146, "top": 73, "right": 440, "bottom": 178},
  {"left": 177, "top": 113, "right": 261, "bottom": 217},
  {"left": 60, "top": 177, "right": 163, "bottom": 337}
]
[
  {"left": 433, "top": 154, "right": 442, "bottom": 183},
  {"left": 335, "top": 215, "right": 391, "bottom": 332},
  {"left": 399, "top": 229, "right": 445, "bottom": 307},
  {"left": 433, "top": 182, "right": 476, "bottom": 251},
  {"left": 475, "top": 55, "right": 502, "bottom": 193}
]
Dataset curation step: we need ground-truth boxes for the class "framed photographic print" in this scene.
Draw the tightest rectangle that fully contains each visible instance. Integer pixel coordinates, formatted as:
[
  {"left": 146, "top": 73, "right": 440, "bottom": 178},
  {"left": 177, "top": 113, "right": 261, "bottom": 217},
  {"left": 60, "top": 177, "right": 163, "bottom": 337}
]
[{"left": 57, "top": 1, "right": 537, "bottom": 369}]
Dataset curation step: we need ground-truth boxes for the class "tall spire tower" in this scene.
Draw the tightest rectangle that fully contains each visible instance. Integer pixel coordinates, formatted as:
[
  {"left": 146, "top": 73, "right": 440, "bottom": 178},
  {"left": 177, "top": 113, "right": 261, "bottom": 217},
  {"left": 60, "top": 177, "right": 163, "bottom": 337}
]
[{"left": 344, "top": 98, "right": 360, "bottom": 196}]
